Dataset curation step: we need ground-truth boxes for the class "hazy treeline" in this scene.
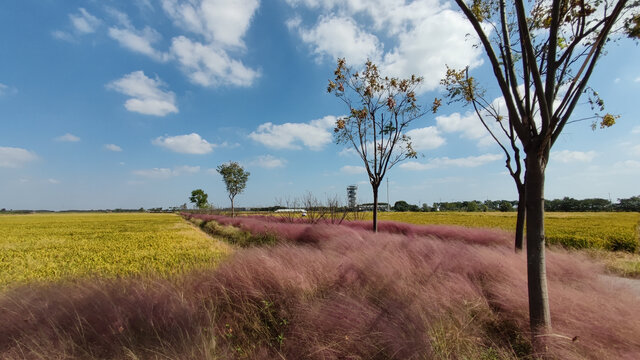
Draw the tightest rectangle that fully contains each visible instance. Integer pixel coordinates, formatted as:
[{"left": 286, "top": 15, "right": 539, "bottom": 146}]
[
  {"left": 2, "top": 196, "right": 639, "bottom": 214},
  {"left": 393, "top": 195, "right": 640, "bottom": 212}
]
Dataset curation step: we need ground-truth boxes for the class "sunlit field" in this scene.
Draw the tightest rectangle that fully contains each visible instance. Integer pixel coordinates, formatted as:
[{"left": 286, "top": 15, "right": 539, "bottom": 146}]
[
  {"left": 0, "top": 213, "right": 231, "bottom": 288},
  {"left": 371, "top": 211, "right": 640, "bottom": 252}
]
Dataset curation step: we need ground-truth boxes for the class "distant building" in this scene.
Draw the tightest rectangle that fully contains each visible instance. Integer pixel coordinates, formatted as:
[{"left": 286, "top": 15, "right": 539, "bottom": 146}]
[
  {"left": 357, "top": 203, "right": 390, "bottom": 212},
  {"left": 347, "top": 185, "right": 358, "bottom": 208},
  {"left": 275, "top": 208, "right": 307, "bottom": 216}
]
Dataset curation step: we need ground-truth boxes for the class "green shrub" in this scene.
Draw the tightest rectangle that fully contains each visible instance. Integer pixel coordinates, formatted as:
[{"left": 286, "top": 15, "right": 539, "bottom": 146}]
[{"left": 199, "top": 220, "right": 279, "bottom": 247}]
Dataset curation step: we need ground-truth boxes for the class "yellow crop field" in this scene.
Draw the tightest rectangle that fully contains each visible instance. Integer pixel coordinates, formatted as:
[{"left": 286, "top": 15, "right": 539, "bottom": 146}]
[
  {"left": 374, "top": 212, "right": 640, "bottom": 251},
  {"left": 0, "top": 213, "right": 231, "bottom": 288}
]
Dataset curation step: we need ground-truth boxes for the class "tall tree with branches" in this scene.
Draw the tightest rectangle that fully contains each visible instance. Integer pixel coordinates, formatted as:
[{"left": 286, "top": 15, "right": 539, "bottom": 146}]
[
  {"left": 451, "top": 0, "right": 639, "bottom": 346},
  {"left": 329, "top": 58, "right": 431, "bottom": 232},
  {"left": 217, "top": 162, "right": 250, "bottom": 218}
]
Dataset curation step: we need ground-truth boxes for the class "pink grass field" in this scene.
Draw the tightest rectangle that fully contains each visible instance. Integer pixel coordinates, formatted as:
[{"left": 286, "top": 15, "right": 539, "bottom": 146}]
[{"left": 1, "top": 214, "right": 639, "bottom": 359}]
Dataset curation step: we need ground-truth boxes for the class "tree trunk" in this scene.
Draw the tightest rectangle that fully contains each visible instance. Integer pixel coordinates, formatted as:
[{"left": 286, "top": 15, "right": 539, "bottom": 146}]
[
  {"left": 231, "top": 197, "right": 235, "bottom": 218},
  {"left": 524, "top": 150, "right": 551, "bottom": 348},
  {"left": 372, "top": 184, "right": 379, "bottom": 232},
  {"left": 515, "top": 185, "right": 526, "bottom": 252}
]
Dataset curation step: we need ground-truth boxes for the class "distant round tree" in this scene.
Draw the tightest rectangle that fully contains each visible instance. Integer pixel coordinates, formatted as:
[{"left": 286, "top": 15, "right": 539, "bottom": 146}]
[
  {"left": 499, "top": 201, "right": 514, "bottom": 212},
  {"left": 189, "top": 189, "right": 209, "bottom": 209},
  {"left": 393, "top": 200, "right": 411, "bottom": 212},
  {"left": 216, "top": 162, "right": 250, "bottom": 217}
]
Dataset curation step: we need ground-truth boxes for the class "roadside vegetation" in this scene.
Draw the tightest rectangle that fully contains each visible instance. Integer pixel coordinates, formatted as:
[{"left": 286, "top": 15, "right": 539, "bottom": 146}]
[{"left": 3, "top": 213, "right": 638, "bottom": 359}]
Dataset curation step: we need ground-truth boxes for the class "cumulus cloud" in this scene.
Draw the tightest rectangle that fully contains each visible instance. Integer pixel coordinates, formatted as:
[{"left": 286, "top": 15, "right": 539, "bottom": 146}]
[
  {"left": 105, "top": 144, "right": 123, "bottom": 152},
  {"left": 152, "top": 133, "right": 215, "bottom": 154},
  {"left": 107, "top": 71, "right": 178, "bottom": 116},
  {"left": 632, "top": 126, "right": 640, "bottom": 134},
  {"left": 340, "top": 165, "right": 366, "bottom": 174},
  {"left": 552, "top": 150, "right": 596, "bottom": 163},
  {"left": 161, "top": 0, "right": 259, "bottom": 48},
  {"left": 405, "top": 126, "right": 445, "bottom": 151},
  {"left": 251, "top": 155, "right": 287, "bottom": 169},
  {"left": 249, "top": 115, "right": 336, "bottom": 150},
  {"left": 399, "top": 153, "right": 502, "bottom": 171},
  {"left": 0, "top": 146, "right": 38, "bottom": 168},
  {"left": 170, "top": 36, "right": 259, "bottom": 87},
  {"left": 381, "top": 9, "right": 484, "bottom": 90},
  {"left": 156, "top": 0, "right": 261, "bottom": 87},
  {"left": 294, "top": 16, "right": 382, "bottom": 65},
  {"left": 436, "top": 112, "right": 489, "bottom": 141},
  {"left": 133, "top": 165, "right": 200, "bottom": 179},
  {"left": 285, "top": 0, "right": 485, "bottom": 92},
  {"left": 55, "top": 133, "right": 81, "bottom": 142}
]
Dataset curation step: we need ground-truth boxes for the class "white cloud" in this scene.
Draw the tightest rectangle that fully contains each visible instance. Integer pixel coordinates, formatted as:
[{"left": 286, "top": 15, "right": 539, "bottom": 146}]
[
  {"left": 152, "top": 133, "right": 215, "bottom": 154},
  {"left": 0, "top": 83, "right": 15, "bottom": 96},
  {"left": 108, "top": 25, "right": 169, "bottom": 62},
  {"left": 251, "top": 155, "right": 287, "bottom": 169},
  {"left": 338, "top": 147, "right": 358, "bottom": 157},
  {"left": 405, "top": 126, "right": 445, "bottom": 151},
  {"left": 175, "top": 165, "right": 201, "bottom": 173},
  {"left": 69, "top": 8, "right": 101, "bottom": 34},
  {"left": 552, "top": 150, "right": 596, "bottom": 163},
  {"left": 170, "top": 36, "right": 259, "bottom": 87},
  {"left": 381, "top": 9, "right": 484, "bottom": 91},
  {"left": 249, "top": 115, "right": 336, "bottom": 150},
  {"left": 133, "top": 165, "right": 200, "bottom": 179},
  {"left": 51, "top": 30, "right": 75, "bottom": 42},
  {"left": 635, "top": 77, "right": 640, "bottom": 83},
  {"left": 436, "top": 112, "right": 487, "bottom": 140},
  {"left": 105, "top": 144, "right": 123, "bottom": 152},
  {"left": 632, "top": 144, "right": 640, "bottom": 157},
  {"left": 0, "top": 147, "right": 38, "bottom": 168},
  {"left": 47, "top": 178, "right": 60, "bottom": 184},
  {"left": 400, "top": 153, "right": 502, "bottom": 171},
  {"left": 295, "top": 15, "right": 382, "bottom": 65},
  {"left": 341, "top": 165, "right": 366, "bottom": 174},
  {"left": 55, "top": 133, "right": 81, "bottom": 142},
  {"left": 285, "top": 0, "right": 485, "bottom": 92},
  {"left": 107, "top": 71, "right": 178, "bottom": 116},
  {"left": 161, "top": 0, "right": 259, "bottom": 48},
  {"left": 632, "top": 126, "right": 640, "bottom": 134}
]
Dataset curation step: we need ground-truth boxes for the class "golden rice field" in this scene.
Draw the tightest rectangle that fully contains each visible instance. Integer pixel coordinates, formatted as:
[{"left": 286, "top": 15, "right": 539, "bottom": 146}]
[
  {"left": 0, "top": 213, "right": 231, "bottom": 288},
  {"left": 374, "top": 211, "right": 640, "bottom": 252}
]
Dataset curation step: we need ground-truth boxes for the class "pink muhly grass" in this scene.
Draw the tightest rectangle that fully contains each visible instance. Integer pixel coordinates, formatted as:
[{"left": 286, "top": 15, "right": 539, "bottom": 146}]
[{"left": 2, "top": 215, "right": 640, "bottom": 359}]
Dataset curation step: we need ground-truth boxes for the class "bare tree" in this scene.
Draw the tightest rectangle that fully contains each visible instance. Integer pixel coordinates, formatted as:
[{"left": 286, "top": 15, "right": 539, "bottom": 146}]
[
  {"left": 451, "top": 0, "right": 638, "bottom": 346},
  {"left": 329, "top": 58, "right": 432, "bottom": 232}
]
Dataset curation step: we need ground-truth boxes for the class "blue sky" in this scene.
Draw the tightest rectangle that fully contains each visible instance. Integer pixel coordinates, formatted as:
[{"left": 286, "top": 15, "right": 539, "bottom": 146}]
[{"left": 1, "top": 0, "right": 639, "bottom": 210}]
